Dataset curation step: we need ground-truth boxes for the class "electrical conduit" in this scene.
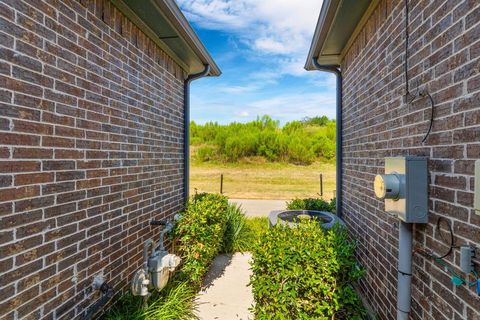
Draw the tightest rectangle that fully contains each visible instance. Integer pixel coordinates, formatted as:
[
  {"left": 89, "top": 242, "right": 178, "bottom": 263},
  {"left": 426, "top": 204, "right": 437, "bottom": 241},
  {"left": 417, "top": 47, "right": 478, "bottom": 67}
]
[{"left": 397, "top": 222, "right": 413, "bottom": 320}]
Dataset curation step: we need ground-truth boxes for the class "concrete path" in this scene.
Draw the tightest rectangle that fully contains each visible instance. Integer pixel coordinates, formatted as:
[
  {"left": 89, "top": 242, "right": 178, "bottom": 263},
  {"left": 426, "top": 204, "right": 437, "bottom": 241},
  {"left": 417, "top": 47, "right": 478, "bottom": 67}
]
[
  {"left": 196, "top": 253, "right": 254, "bottom": 320},
  {"left": 229, "top": 199, "right": 287, "bottom": 217},
  {"left": 196, "top": 200, "right": 286, "bottom": 320}
]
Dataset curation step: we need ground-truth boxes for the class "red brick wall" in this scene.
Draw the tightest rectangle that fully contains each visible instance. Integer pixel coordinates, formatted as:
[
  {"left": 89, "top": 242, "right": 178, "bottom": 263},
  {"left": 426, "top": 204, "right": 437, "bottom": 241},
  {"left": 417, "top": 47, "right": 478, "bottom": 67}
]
[
  {"left": 341, "top": 1, "right": 480, "bottom": 319},
  {"left": 0, "top": 0, "right": 186, "bottom": 319}
]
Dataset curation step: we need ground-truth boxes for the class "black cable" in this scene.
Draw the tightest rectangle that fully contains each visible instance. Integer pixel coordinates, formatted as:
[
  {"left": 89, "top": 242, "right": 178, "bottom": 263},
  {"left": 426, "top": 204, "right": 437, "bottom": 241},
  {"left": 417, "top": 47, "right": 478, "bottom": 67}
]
[
  {"left": 421, "top": 91, "right": 435, "bottom": 143},
  {"left": 434, "top": 217, "right": 455, "bottom": 259}
]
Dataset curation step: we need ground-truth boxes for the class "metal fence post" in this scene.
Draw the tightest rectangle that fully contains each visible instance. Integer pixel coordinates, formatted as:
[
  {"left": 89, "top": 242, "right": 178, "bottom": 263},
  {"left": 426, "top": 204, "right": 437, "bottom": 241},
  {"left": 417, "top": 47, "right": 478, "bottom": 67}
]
[
  {"left": 220, "top": 174, "right": 224, "bottom": 194},
  {"left": 320, "top": 174, "right": 323, "bottom": 196}
]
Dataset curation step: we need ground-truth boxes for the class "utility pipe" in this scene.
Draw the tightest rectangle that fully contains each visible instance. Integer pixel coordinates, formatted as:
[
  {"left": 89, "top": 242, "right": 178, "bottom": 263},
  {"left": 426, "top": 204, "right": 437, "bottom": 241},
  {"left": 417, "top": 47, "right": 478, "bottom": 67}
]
[
  {"left": 311, "top": 58, "right": 343, "bottom": 219},
  {"left": 397, "top": 221, "right": 413, "bottom": 320},
  {"left": 83, "top": 282, "right": 114, "bottom": 320},
  {"left": 183, "top": 65, "right": 211, "bottom": 204}
]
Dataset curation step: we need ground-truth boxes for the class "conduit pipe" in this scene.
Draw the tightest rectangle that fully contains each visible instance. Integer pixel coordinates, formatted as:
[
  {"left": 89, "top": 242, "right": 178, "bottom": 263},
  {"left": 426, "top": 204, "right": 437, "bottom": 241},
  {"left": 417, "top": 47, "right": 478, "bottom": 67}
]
[
  {"left": 311, "top": 58, "right": 343, "bottom": 219},
  {"left": 183, "top": 65, "right": 211, "bottom": 204},
  {"left": 397, "top": 221, "right": 413, "bottom": 320}
]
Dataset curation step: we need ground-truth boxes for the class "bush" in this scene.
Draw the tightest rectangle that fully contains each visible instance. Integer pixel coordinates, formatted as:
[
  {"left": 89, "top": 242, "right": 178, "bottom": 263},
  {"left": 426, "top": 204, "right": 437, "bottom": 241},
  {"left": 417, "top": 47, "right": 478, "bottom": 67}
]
[
  {"left": 175, "top": 193, "right": 229, "bottom": 286},
  {"left": 250, "top": 221, "right": 366, "bottom": 319},
  {"left": 195, "top": 145, "right": 217, "bottom": 162},
  {"left": 286, "top": 197, "right": 336, "bottom": 213}
]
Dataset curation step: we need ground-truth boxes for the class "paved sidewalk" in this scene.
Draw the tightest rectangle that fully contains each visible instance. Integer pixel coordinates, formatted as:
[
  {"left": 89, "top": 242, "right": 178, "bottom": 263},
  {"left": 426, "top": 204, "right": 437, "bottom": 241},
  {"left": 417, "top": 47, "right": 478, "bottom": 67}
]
[
  {"left": 196, "top": 253, "right": 253, "bottom": 320},
  {"left": 196, "top": 199, "right": 286, "bottom": 320},
  {"left": 229, "top": 199, "right": 287, "bottom": 217}
]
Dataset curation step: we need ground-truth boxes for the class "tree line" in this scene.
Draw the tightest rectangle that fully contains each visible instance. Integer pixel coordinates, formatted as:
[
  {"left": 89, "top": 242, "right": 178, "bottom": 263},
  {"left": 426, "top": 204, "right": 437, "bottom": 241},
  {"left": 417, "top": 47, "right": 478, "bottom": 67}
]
[{"left": 190, "top": 115, "right": 336, "bottom": 165}]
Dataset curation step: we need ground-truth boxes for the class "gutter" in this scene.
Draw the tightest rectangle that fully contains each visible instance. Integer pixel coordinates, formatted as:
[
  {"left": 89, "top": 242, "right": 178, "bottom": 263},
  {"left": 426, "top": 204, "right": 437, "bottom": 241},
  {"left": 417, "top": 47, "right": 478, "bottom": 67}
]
[
  {"left": 311, "top": 58, "right": 343, "bottom": 219},
  {"left": 183, "top": 65, "right": 211, "bottom": 204}
]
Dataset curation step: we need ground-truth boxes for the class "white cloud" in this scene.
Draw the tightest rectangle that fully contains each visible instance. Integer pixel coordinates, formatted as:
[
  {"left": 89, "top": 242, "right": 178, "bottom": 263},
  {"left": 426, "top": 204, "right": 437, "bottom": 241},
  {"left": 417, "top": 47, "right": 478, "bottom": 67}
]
[
  {"left": 190, "top": 89, "right": 336, "bottom": 125},
  {"left": 217, "top": 84, "right": 260, "bottom": 94},
  {"left": 246, "top": 92, "right": 336, "bottom": 120},
  {"left": 178, "top": 0, "right": 323, "bottom": 76}
]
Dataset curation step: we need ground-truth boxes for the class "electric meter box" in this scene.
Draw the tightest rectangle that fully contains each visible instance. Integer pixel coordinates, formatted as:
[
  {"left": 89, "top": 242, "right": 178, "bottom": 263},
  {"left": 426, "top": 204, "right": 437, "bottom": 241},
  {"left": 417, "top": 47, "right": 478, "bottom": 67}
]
[{"left": 374, "top": 157, "right": 428, "bottom": 223}]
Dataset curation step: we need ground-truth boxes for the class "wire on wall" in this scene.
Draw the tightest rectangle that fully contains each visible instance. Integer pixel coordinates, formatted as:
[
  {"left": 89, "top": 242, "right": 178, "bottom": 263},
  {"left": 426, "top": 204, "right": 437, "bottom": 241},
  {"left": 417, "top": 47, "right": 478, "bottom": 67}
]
[
  {"left": 414, "top": 217, "right": 479, "bottom": 288},
  {"left": 403, "top": 0, "right": 435, "bottom": 144}
]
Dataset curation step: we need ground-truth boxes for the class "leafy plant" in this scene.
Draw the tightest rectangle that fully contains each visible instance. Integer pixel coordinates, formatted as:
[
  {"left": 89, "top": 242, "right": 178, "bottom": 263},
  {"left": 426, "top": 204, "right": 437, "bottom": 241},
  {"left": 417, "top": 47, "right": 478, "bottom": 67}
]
[
  {"left": 222, "top": 203, "right": 248, "bottom": 253},
  {"left": 286, "top": 197, "right": 336, "bottom": 213},
  {"left": 242, "top": 217, "right": 269, "bottom": 251},
  {"left": 175, "top": 193, "right": 229, "bottom": 286},
  {"left": 250, "top": 221, "right": 366, "bottom": 319}
]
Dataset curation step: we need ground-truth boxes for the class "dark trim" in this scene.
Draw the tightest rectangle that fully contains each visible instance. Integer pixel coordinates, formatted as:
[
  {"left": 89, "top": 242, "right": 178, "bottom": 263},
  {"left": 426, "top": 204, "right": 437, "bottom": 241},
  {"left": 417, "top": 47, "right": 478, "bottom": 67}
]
[
  {"left": 184, "top": 65, "right": 211, "bottom": 204},
  {"left": 111, "top": 0, "right": 221, "bottom": 76},
  {"left": 311, "top": 58, "right": 343, "bottom": 219}
]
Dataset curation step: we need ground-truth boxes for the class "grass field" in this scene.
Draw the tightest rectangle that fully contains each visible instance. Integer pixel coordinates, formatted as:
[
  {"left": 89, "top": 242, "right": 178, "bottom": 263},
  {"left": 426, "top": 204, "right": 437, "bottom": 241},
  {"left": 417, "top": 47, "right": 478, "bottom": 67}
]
[{"left": 190, "top": 160, "right": 336, "bottom": 200}]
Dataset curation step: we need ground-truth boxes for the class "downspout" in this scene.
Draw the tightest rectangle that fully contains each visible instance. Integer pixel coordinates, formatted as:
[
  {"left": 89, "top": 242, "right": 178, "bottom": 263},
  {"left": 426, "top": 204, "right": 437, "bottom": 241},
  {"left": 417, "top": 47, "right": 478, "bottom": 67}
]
[
  {"left": 311, "top": 58, "right": 343, "bottom": 219},
  {"left": 183, "top": 65, "right": 211, "bottom": 204}
]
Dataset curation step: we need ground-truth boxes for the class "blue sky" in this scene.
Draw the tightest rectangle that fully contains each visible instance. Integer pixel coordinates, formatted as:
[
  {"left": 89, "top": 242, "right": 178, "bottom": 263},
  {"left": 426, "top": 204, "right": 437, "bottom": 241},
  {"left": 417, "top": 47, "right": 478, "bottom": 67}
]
[{"left": 178, "top": 0, "right": 336, "bottom": 125}]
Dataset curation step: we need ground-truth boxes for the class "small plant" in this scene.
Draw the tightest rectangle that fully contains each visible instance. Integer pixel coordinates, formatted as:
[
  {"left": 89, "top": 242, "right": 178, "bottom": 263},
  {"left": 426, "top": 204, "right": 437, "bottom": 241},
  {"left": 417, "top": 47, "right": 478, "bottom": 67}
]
[
  {"left": 250, "top": 220, "right": 366, "bottom": 319},
  {"left": 222, "top": 203, "right": 248, "bottom": 253},
  {"left": 286, "top": 197, "right": 336, "bottom": 213},
  {"left": 105, "top": 279, "right": 199, "bottom": 320}
]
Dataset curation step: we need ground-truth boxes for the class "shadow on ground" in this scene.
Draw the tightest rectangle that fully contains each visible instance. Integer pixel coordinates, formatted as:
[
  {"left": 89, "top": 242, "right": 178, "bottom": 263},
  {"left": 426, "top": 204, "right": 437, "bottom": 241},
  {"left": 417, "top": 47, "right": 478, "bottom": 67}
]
[{"left": 202, "top": 254, "right": 233, "bottom": 290}]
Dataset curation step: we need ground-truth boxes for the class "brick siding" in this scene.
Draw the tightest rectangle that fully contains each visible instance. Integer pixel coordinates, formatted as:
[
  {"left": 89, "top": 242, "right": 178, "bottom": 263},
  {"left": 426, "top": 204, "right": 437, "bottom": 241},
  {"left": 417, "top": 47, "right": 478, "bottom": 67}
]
[
  {"left": 0, "top": 0, "right": 186, "bottom": 319},
  {"left": 341, "top": 0, "right": 480, "bottom": 319}
]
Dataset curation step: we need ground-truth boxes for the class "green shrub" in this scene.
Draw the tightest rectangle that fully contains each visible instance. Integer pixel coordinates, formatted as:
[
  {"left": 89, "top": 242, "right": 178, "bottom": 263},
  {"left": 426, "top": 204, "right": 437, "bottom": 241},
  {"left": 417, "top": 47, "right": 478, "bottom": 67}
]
[
  {"left": 175, "top": 193, "right": 229, "bottom": 286},
  {"left": 195, "top": 145, "right": 217, "bottom": 162},
  {"left": 242, "top": 217, "right": 269, "bottom": 251},
  {"left": 286, "top": 137, "right": 315, "bottom": 165},
  {"left": 250, "top": 221, "right": 366, "bottom": 319},
  {"left": 286, "top": 197, "right": 336, "bottom": 213}
]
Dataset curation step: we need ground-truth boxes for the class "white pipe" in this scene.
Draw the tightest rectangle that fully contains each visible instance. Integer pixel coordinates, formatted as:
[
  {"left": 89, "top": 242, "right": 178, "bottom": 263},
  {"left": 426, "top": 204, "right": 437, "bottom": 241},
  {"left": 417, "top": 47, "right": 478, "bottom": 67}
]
[{"left": 397, "top": 221, "right": 413, "bottom": 320}]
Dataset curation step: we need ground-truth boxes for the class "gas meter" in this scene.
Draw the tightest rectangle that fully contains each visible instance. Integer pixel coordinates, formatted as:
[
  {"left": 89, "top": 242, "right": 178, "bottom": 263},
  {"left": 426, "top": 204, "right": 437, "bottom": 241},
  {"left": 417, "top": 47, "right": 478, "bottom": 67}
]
[
  {"left": 374, "top": 157, "right": 428, "bottom": 223},
  {"left": 131, "top": 220, "right": 181, "bottom": 297}
]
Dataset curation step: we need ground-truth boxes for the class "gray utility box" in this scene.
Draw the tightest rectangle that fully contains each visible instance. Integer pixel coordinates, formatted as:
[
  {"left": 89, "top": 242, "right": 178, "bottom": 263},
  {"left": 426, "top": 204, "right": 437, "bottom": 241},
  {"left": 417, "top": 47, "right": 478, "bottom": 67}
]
[{"left": 374, "top": 157, "right": 428, "bottom": 223}]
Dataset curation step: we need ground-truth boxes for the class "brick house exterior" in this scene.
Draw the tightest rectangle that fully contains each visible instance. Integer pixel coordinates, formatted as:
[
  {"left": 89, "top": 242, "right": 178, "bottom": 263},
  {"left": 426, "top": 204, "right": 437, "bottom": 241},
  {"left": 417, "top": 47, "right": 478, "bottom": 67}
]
[
  {"left": 307, "top": 0, "right": 480, "bottom": 319},
  {"left": 0, "top": 1, "right": 219, "bottom": 319}
]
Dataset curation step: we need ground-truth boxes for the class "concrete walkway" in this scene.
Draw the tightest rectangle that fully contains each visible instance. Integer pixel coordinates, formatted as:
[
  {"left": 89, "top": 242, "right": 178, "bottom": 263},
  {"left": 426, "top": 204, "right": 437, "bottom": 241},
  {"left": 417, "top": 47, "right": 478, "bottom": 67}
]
[
  {"left": 196, "top": 199, "right": 286, "bottom": 320},
  {"left": 229, "top": 199, "right": 287, "bottom": 217},
  {"left": 196, "top": 253, "right": 253, "bottom": 320}
]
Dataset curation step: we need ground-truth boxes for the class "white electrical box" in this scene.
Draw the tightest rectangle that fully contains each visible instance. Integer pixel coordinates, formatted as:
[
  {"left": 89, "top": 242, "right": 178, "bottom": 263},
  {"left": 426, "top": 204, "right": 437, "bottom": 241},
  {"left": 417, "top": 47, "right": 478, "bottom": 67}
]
[
  {"left": 475, "top": 160, "right": 480, "bottom": 216},
  {"left": 374, "top": 157, "right": 428, "bottom": 223}
]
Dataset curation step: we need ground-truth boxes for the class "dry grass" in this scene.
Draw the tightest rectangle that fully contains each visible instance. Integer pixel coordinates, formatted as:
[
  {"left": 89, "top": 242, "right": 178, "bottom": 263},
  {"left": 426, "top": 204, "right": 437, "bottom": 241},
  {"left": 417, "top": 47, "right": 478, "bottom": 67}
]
[{"left": 190, "top": 160, "right": 336, "bottom": 200}]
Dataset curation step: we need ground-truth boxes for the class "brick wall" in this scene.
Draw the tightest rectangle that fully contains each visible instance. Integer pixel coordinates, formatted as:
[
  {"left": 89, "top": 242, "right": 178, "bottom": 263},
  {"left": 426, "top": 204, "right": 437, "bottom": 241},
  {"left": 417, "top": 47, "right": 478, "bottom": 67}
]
[
  {"left": 0, "top": 0, "right": 187, "bottom": 319},
  {"left": 341, "top": 0, "right": 480, "bottom": 319}
]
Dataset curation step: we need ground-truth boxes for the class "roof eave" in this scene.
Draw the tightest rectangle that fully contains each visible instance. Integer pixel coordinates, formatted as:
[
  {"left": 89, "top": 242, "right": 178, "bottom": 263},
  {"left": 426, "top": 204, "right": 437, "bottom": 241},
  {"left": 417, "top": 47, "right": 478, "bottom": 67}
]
[
  {"left": 305, "top": 0, "right": 377, "bottom": 71},
  {"left": 304, "top": 0, "right": 341, "bottom": 70},
  {"left": 111, "top": 0, "right": 221, "bottom": 77},
  {"left": 158, "top": 0, "right": 221, "bottom": 76}
]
